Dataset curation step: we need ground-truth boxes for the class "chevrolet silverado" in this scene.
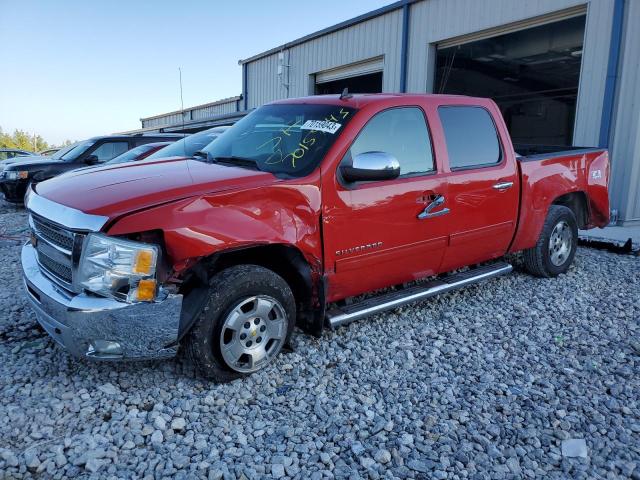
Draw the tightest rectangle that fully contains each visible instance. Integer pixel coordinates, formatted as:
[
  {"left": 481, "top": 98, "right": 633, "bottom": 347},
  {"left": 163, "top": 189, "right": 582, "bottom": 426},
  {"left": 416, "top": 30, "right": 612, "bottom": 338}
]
[{"left": 21, "top": 94, "right": 610, "bottom": 382}]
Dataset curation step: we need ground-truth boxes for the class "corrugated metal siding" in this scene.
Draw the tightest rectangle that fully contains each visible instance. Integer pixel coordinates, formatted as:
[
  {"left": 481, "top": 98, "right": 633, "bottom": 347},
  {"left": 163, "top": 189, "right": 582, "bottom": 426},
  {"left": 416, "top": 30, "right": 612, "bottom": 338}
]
[
  {"left": 609, "top": 0, "right": 640, "bottom": 224},
  {"left": 191, "top": 100, "right": 239, "bottom": 120},
  {"left": 246, "top": 9, "right": 402, "bottom": 108},
  {"left": 143, "top": 113, "right": 185, "bottom": 129},
  {"left": 141, "top": 97, "right": 240, "bottom": 128},
  {"left": 573, "top": 0, "right": 614, "bottom": 146}
]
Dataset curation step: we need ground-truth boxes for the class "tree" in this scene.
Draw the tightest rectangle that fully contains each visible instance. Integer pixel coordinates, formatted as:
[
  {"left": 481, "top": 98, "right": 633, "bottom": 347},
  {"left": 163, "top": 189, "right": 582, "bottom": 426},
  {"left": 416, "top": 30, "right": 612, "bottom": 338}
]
[{"left": 0, "top": 127, "right": 51, "bottom": 152}]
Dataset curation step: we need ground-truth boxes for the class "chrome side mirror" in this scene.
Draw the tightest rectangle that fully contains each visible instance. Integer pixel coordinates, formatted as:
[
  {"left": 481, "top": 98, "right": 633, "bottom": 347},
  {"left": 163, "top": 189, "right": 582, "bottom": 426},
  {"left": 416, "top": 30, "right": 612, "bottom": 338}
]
[{"left": 340, "top": 151, "right": 400, "bottom": 182}]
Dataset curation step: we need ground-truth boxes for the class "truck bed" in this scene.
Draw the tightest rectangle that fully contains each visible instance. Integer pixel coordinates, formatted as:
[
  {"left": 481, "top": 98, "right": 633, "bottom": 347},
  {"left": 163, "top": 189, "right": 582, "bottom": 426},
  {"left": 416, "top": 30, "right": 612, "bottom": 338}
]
[
  {"left": 514, "top": 143, "right": 606, "bottom": 161},
  {"left": 508, "top": 146, "right": 610, "bottom": 253}
]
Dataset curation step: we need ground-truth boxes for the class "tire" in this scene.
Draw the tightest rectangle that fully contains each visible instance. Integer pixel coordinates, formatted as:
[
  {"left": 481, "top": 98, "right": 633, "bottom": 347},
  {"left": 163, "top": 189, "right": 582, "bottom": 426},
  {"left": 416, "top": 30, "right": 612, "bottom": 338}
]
[
  {"left": 185, "top": 265, "right": 296, "bottom": 382},
  {"left": 523, "top": 205, "right": 578, "bottom": 278}
]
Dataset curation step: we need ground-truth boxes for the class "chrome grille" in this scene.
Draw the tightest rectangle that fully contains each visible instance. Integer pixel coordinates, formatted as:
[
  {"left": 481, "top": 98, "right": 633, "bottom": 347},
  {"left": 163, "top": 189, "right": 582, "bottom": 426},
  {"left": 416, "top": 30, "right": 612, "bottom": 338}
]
[
  {"left": 32, "top": 215, "right": 75, "bottom": 251},
  {"left": 37, "top": 250, "right": 73, "bottom": 283},
  {"left": 29, "top": 213, "right": 81, "bottom": 291}
]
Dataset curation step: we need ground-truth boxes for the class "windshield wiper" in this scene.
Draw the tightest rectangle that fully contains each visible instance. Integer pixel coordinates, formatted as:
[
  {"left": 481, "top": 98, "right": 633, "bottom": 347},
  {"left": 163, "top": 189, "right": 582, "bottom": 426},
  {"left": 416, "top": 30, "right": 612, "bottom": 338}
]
[{"left": 210, "top": 156, "right": 261, "bottom": 171}]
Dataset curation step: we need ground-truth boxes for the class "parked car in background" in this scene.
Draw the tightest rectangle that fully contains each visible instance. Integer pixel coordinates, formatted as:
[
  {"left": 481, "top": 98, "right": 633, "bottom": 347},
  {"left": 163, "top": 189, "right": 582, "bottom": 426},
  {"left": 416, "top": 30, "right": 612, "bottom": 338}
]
[
  {"left": 1, "top": 143, "right": 75, "bottom": 168},
  {"left": 38, "top": 147, "right": 61, "bottom": 156},
  {"left": 0, "top": 148, "right": 35, "bottom": 160},
  {"left": 20, "top": 94, "right": 610, "bottom": 382},
  {"left": 105, "top": 141, "right": 175, "bottom": 165},
  {"left": 144, "top": 126, "right": 230, "bottom": 161},
  {"left": 0, "top": 133, "right": 184, "bottom": 203}
]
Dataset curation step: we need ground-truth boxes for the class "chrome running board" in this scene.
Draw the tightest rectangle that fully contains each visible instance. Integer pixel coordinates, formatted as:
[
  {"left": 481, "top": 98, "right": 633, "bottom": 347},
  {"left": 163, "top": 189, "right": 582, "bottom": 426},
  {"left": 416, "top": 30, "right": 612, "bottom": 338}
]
[{"left": 326, "top": 262, "right": 512, "bottom": 329}]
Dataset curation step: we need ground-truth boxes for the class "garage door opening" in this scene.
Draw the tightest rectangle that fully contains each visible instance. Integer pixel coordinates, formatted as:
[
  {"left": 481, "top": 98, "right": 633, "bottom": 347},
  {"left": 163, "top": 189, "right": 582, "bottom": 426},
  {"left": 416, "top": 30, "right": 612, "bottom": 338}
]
[
  {"left": 315, "top": 71, "right": 382, "bottom": 95},
  {"left": 314, "top": 57, "right": 384, "bottom": 95},
  {"left": 435, "top": 15, "right": 586, "bottom": 146}
]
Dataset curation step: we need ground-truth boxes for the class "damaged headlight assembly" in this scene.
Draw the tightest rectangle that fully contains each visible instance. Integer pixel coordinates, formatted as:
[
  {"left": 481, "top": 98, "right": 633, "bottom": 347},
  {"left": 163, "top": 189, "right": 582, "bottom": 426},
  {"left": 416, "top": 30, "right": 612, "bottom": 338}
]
[{"left": 77, "top": 233, "right": 160, "bottom": 303}]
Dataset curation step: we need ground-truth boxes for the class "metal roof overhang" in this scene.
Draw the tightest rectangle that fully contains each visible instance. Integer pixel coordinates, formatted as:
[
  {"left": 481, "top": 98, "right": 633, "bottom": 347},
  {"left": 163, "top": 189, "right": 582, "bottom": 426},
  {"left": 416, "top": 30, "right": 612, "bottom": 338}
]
[{"left": 122, "top": 110, "right": 250, "bottom": 135}]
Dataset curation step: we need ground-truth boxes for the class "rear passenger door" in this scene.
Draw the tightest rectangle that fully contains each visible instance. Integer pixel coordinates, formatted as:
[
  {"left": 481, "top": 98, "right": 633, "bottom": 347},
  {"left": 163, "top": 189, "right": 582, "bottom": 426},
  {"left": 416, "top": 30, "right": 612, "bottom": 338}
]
[{"left": 436, "top": 105, "right": 519, "bottom": 272}]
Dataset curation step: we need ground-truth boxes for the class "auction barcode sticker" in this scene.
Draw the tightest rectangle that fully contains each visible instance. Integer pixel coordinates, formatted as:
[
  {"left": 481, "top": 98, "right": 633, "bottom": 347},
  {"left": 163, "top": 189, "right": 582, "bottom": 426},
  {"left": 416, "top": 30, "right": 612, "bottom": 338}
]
[{"left": 300, "top": 120, "right": 342, "bottom": 134}]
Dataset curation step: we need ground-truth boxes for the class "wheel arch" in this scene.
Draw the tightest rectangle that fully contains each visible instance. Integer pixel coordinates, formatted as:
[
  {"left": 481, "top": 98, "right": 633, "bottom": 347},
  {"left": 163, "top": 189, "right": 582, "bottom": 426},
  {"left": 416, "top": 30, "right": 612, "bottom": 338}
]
[
  {"left": 176, "top": 244, "right": 324, "bottom": 341},
  {"left": 551, "top": 191, "right": 589, "bottom": 229}
]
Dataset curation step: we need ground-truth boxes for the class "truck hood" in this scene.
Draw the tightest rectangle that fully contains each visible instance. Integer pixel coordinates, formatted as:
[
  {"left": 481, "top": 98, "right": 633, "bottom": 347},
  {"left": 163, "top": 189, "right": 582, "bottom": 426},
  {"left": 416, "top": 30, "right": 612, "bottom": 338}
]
[
  {"left": 34, "top": 157, "right": 278, "bottom": 220},
  {"left": 1, "top": 155, "right": 59, "bottom": 170}
]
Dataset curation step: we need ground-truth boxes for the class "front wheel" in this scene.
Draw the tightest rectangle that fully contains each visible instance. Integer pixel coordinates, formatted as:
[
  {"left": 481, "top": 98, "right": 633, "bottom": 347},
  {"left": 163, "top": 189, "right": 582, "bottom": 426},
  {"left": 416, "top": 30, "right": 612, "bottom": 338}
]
[
  {"left": 185, "top": 265, "right": 295, "bottom": 382},
  {"left": 523, "top": 205, "right": 578, "bottom": 277}
]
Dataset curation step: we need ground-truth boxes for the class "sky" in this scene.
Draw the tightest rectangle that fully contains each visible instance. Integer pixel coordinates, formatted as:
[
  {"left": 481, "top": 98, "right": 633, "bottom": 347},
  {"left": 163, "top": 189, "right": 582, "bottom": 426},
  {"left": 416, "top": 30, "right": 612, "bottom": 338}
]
[{"left": 0, "top": 0, "right": 390, "bottom": 145}]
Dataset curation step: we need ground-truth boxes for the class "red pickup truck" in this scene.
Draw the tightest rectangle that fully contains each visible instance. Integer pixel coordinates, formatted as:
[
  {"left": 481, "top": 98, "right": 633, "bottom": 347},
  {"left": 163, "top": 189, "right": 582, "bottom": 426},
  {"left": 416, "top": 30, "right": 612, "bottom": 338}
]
[{"left": 21, "top": 94, "right": 610, "bottom": 382}]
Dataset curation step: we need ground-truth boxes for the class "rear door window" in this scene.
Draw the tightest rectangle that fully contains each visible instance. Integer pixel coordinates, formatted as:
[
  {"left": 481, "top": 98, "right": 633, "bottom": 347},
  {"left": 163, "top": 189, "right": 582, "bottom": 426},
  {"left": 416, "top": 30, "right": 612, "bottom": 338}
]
[{"left": 438, "top": 106, "right": 501, "bottom": 169}]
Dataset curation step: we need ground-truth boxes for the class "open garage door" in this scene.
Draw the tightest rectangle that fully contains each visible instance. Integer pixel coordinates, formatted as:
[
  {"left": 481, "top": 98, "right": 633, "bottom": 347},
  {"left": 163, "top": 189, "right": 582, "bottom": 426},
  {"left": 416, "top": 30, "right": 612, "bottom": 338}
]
[
  {"left": 315, "top": 57, "right": 383, "bottom": 95},
  {"left": 435, "top": 12, "right": 586, "bottom": 146}
]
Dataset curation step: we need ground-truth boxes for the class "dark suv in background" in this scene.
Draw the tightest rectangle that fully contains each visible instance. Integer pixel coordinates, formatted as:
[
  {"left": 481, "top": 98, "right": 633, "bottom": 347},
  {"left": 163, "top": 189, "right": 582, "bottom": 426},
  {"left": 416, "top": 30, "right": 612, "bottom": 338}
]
[{"left": 0, "top": 133, "right": 183, "bottom": 204}]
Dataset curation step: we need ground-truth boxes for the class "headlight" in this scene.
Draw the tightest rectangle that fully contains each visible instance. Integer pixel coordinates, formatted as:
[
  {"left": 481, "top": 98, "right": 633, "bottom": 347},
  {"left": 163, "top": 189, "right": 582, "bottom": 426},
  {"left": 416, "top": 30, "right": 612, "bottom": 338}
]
[
  {"left": 5, "top": 171, "right": 29, "bottom": 180},
  {"left": 77, "top": 233, "right": 160, "bottom": 302}
]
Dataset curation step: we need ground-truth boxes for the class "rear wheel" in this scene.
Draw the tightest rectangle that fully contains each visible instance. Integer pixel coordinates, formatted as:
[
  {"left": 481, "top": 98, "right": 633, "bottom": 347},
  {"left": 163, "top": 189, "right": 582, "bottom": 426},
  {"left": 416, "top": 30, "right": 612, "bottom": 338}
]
[
  {"left": 185, "top": 265, "right": 295, "bottom": 382},
  {"left": 523, "top": 205, "right": 578, "bottom": 277}
]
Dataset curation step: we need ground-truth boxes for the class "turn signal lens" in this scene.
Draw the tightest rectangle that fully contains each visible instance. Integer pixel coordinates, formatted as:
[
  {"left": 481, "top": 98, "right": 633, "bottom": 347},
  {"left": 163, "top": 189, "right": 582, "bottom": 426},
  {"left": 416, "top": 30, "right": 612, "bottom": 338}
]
[
  {"left": 135, "top": 279, "right": 157, "bottom": 302},
  {"left": 133, "top": 249, "right": 154, "bottom": 274}
]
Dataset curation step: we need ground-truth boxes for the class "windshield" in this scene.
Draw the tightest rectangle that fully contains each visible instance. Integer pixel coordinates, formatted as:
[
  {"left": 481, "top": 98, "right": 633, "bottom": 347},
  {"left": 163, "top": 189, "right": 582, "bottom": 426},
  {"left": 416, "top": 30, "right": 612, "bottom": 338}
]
[
  {"left": 202, "top": 104, "right": 356, "bottom": 177},
  {"left": 59, "top": 140, "right": 95, "bottom": 161},
  {"left": 50, "top": 142, "right": 78, "bottom": 160},
  {"left": 146, "top": 128, "right": 226, "bottom": 160}
]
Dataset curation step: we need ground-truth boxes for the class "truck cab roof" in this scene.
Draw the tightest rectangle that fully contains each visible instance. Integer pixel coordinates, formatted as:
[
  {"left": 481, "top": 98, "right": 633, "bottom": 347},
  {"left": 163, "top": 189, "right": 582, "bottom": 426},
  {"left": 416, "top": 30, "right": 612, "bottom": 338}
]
[{"left": 270, "top": 92, "right": 486, "bottom": 108}]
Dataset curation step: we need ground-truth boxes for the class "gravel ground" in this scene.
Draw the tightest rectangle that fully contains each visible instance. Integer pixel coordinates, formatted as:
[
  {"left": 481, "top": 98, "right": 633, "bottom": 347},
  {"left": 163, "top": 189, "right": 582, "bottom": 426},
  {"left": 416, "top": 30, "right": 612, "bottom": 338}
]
[{"left": 0, "top": 203, "right": 639, "bottom": 480}]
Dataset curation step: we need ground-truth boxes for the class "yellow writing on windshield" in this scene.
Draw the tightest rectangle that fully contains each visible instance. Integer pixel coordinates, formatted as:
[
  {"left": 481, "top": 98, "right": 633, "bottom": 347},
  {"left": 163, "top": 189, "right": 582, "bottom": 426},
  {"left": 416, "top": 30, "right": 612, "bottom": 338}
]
[{"left": 256, "top": 109, "right": 351, "bottom": 169}]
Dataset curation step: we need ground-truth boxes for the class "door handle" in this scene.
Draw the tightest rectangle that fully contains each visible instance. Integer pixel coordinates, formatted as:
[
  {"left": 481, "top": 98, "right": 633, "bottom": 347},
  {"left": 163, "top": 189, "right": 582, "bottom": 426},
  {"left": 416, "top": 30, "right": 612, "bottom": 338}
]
[
  {"left": 493, "top": 181, "right": 514, "bottom": 191},
  {"left": 418, "top": 194, "right": 450, "bottom": 220}
]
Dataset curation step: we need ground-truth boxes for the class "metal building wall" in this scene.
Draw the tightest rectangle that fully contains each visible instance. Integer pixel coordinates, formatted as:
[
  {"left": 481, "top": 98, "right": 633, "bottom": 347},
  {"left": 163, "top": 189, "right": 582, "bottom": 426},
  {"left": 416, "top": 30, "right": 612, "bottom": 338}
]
[
  {"left": 609, "top": 0, "right": 640, "bottom": 224},
  {"left": 141, "top": 96, "right": 241, "bottom": 129},
  {"left": 191, "top": 98, "right": 240, "bottom": 120},
  {"left": 143, "top": 113, "right": 184, "bottom": 129},
  {"left": 245, "top": 9, "right": 403, "bottom": 109},
  {"left": 240, "top": 0, "right": 638, "bottom": 223}
]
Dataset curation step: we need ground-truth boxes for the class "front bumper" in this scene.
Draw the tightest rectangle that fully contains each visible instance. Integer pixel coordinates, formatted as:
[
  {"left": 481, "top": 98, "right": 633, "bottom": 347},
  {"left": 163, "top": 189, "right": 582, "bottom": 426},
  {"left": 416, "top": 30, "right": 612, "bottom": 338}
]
[
  {"left": 21, "top": 243, "right": 183, "bottom": 360},
  {"left": 0, "top": 179, "right": 28, "bottom": 203}
]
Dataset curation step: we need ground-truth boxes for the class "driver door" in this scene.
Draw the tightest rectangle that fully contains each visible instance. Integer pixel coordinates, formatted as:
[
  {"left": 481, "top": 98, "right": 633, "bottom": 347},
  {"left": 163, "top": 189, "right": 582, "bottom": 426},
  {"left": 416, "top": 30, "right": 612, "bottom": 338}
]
[{"left": 322, "top": 106, "right": 451, "bottom": 302}]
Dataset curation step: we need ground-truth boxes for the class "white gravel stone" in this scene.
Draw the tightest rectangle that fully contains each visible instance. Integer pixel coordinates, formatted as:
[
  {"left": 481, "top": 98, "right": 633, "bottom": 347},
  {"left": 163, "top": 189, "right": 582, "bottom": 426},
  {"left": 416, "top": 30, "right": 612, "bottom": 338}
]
[
  {"left": 85, "top": 458, "right": 105, "bottom": 473},
  {"left": 562, "top": 439, "right": 589, "bottom": 458},
  {"left": 1, "top": 451, "right": 19, "bottom": 467},
  {"left": 271, "top": 463, "right": 285, "bottom": 478},
  {"left": 153, "top": 416, "right": 166, "bottom": 430},
  {"left": 150, "top": 430, "right": 163, "bottom": 445},
  {"left": 171, "top": 417, "right": 186, "bottom": 431},
  {"left": 0, "top": 205, "right": 638, "bottom": 479},
  {"left": 374, "top": 449, "right": 392, "bottom": 464},
  {"left": 97, "top": 383, "right": 118, "bottom": 395}
]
